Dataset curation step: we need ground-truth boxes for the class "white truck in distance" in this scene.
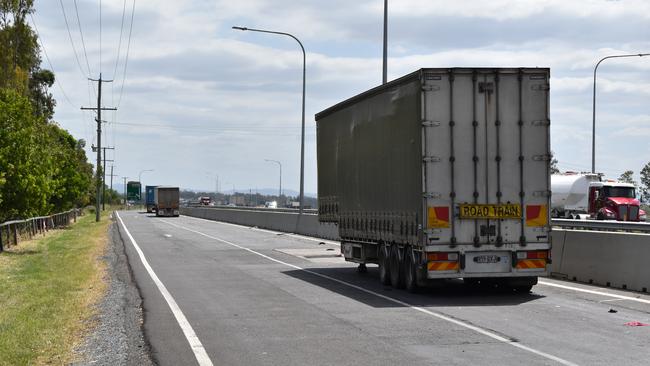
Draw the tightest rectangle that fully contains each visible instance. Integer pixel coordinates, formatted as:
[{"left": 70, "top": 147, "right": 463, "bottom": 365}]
[{"left": 551, "top": 173, "right": 646, "bottom": 221}]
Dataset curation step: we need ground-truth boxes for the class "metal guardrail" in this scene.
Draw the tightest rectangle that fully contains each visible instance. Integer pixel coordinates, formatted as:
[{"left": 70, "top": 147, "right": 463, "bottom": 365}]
[
  {"left": 552, "top": 218, "right": 650, "bottom": 233},
  {"left": 0, "top": 209, "right": 82, "bottom": 252}
]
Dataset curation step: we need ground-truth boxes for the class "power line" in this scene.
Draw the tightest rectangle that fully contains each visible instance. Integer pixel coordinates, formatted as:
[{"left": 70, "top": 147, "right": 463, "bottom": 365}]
[
  {"left": 111, "top": 0, "right": 128, "bottom": 105},
  {"left": 29, "top": 13, "right": 75, "bottom": 108},
  {"left": 73, "top": 0, "right": 93, "bottom": 76},
  {"left": 113, "top": 0, "right": 128, "bottom": 80},
  {"left": 58, "top": 0, "right": 87, "bottom": 78},
  {"left": 117, "top": 0, "right": 136, "bottom": 108},
  {"left": 110, "top": 121, "right": 315, "bottom": 136}
]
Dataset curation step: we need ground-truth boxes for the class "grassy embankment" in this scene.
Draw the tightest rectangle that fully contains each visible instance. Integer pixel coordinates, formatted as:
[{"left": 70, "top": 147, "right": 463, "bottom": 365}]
[{"left": 0, "top": 210, "right": 111, "bottom": 365}]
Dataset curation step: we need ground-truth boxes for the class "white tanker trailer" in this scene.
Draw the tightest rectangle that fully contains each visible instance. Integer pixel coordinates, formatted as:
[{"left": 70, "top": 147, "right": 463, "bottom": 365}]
[
  {"left": 551, "top": 173, "right": 601, "bottom": 219},
  {"left": 551, "top": 173, "right": 646, "bottom": 221}
]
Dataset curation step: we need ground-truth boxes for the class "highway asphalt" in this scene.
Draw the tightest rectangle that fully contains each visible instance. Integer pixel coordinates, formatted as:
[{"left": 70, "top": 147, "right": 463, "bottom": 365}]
[{"left": 115, "top": 210, "right": 650, "bottom": 366}]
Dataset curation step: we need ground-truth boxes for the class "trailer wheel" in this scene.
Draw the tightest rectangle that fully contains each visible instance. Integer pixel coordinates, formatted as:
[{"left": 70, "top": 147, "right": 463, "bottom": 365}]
[
  {"left": 378, "top": 244, "right": 391, "bottom": 285},
  {"left": 389, "top": 244, "right": 405, "bottom": 289},
  {"left": 404, "top": 247, "right": 419, "bottom": 293},
  {"left": 514, "top": 285, "right": 533, "bottom": 293}
]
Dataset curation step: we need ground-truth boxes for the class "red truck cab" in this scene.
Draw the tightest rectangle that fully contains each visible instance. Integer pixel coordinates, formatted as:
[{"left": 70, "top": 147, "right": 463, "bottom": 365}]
[{"left": 588, "top": 181, "right": 646, "bottom": 221}]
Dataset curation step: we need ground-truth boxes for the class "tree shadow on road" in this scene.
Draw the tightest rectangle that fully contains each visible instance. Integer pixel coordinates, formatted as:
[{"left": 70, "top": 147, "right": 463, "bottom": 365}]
[{"left": 282, "top": 266, "right": 544, "bottom": 308}]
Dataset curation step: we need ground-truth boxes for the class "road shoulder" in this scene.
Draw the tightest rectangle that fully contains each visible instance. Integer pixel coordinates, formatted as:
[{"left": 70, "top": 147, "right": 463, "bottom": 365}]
[{"left": 74, "top": 219, "right": 154, "bottom": 365}]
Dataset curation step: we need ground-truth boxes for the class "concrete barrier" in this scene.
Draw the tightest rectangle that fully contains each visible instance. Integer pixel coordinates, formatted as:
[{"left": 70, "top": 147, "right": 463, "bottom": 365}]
[
  {"left": 550, "top": 229, "right": 650, "bottom": 293},
  {"left": 180, "top": 207, "right": 339, "bottom": 240},
  {"left": 182, "top": 207, "right": 650, "bottom": 293}
]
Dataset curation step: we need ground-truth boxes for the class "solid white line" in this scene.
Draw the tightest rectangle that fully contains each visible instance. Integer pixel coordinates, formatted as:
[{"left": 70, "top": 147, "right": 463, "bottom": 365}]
[
  {"left": 538, "top": 280, "right": 650, "bottom": 305},
  {"left": 159, "top": 219, "right": 578, "bottom": 366},
  {"left": 115, "top": 212, "right": 214, "bottom": 366}
]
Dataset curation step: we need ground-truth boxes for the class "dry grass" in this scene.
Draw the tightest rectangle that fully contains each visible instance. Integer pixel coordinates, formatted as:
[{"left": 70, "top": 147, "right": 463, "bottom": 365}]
[{"left": 0, "top": 210, "right": 111, "bottom": 365}]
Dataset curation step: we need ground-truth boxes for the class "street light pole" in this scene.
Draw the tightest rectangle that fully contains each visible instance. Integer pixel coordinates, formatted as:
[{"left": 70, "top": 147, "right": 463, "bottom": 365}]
[
  {"left": 205, "top": 172, "right": 219, "bottom": 198},
  {"left": 591, "top": 53, "right": 649, "bottom": 173},
  {"left": 122, "top": 176, "right": 128, "bottom": 210},
  {"left": 265, "top": 159, "right": 282, "bottom": 201},
  {"left": 383, "top": 0, "right": 388, "bottom": 84},
  {"left": 138, "top": 169, "right": 154, "bottom": 206},
  {"left": 232, "top": 26, "right": 306, "bottom": 214}
]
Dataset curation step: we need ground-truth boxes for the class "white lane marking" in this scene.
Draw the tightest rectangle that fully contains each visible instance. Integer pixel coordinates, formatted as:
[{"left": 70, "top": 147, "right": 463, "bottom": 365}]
[
  {"left": 180, "top": 215, "right": 341, "bottom": 246},
  {"left": 115, "top": 212, "right": 214, "bottom": 366},
  {"left": 160, "top": 219, "right": 578, "bottom": 366},
  {"left": 538, "top": 280, "right": 650, "bottom": 305},
  {"left": 598, "top": 299, "right": 629, "bottom": 304}
]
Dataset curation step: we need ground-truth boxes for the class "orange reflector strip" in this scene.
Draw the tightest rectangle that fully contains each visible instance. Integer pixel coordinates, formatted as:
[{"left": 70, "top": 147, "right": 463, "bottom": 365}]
[
  {"left": 516, "top": 259, "right": 546, "bottom": 269},
  {"left": 428, "top": 261, "right": 459, "bottom": 271}
]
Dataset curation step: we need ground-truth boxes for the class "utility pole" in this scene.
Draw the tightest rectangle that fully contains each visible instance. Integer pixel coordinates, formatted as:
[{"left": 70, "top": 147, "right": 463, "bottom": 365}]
[
  {"left": 122, "top": 176, "right": 128, "bottom": 210},
  {"left": 81, "top": 73, "right": 116, "bottom": 222},
  {"left": 101, "top": 147, "right": 115, "bottom": 211},
  {"left": 108, "top": 165, "right": 119, "bottom": 207}
]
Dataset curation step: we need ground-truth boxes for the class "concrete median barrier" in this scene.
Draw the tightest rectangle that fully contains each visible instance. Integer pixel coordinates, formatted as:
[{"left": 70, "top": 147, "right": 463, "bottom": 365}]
[
  {"left": 551, "top": 229, "right": 650, "bottom": 293},
  {"left": 180, "top": 207, "right": 339, "bottom": 240}
]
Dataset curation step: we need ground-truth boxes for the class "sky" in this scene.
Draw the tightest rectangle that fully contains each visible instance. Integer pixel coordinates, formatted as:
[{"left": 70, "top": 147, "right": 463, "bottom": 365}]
[{"left": 31, "top": 0, "right": 650, "bottom": 194}]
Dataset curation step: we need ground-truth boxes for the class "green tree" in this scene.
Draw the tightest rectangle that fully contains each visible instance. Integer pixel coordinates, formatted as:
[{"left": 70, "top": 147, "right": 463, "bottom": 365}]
[
  {"left": 47, "top": 125, "right": 94, "bottom": 210},
  {"left": 0, "top": 1, "right": 94, "bottom": 221},
  {"left": 1, "top": 0, "right": 55, "bottom": 119},
  {"left": 0, "top": 88, "right": 53, "bottom": 221},
  {"left": 640, "top": 162, "right": 650, "bottom": 203},
  {"left": 549, "top": 151, "right": 560, "bottom": 174},
  {"left": 618, "top": 170, "right": 636, "bottom": 185}
]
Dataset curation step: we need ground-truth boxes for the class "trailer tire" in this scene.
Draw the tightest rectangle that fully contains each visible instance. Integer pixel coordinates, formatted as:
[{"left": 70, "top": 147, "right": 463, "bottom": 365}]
[
  {"left": 378, "top": 244, "right": 391, "bottom": 285},
  {"left": 389, "top": 244, "right": 405, "bottom": 289},
  {"left": 514, "top": 285, "right": 533, "bottom": 293},
  {"left": 404, "top": 247, "right": 419, "bottom": 293}
]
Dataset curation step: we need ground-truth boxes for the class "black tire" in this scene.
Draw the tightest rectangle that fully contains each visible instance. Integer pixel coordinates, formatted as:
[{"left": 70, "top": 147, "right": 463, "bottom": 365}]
[
  {"left": 378, "top": 245, "right": 391, "bottom": 285},
  {"left": 464, "top": 278, "right": 481, "bottom": 288},
  {"left": 404, "top": 248, "right": 419, "bottom": 293},
  {"left": 389, "top": 244, "right": 405, "bottom": 289},
  {"left": 514, "top": 285, "right": 533, "bottom": 293}
]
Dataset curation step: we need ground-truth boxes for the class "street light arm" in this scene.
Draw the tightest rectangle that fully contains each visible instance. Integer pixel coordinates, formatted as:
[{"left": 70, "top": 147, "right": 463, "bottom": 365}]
[
  {"left": 233, "top": 25, "right": 306, "bottom": 214},
  {"left": 591, "top": 52, "right": 650, "bottom": 173},
  {"left": 595, "top": 53, "right": 650, "bottom": 72},
  {"left": 232, "top": 26, "right": 305, "bottom": 55}
]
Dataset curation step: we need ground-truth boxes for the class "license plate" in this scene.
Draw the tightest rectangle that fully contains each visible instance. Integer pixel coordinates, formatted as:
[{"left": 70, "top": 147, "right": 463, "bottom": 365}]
[
  {"left": 459, "top": 204, "right": 521, "bottom": 219},
  {"left": 473, "top": 255, "right": 501, "bottom": 264}
]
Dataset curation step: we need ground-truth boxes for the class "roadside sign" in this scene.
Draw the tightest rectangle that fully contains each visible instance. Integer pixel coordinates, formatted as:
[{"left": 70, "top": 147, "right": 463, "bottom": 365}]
[{"left": 127, "top": 181, "right": 141, "bottom": 201}]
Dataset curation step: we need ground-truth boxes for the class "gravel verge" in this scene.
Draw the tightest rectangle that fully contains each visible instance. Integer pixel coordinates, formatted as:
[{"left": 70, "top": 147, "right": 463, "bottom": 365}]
[{"left": 73, "top": 218, "right": 154, "bottom": 365}]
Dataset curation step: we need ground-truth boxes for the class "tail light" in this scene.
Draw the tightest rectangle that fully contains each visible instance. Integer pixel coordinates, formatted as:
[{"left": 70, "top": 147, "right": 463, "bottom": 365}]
[
  {"left": 427, "top": 252, "right": 459, "bottom": 261},
  {"left": 516, "top": 251, "right": 548, "bottom": 260}
]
